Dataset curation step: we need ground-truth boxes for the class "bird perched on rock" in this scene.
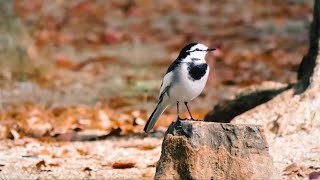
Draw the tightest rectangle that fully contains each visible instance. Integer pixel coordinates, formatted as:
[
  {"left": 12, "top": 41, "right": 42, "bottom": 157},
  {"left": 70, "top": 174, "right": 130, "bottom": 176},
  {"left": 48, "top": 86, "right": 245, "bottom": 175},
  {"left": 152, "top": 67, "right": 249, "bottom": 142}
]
[{"left": 144, "top": 43, "right": 215, "bottom": 132}]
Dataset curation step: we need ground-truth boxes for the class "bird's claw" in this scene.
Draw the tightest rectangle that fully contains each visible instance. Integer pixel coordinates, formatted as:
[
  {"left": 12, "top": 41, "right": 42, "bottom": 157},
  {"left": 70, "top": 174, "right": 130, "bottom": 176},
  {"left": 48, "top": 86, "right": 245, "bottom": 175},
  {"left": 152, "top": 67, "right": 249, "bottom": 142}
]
[{"left": 179, "top": 117, "right": 198, "bottom": 121}]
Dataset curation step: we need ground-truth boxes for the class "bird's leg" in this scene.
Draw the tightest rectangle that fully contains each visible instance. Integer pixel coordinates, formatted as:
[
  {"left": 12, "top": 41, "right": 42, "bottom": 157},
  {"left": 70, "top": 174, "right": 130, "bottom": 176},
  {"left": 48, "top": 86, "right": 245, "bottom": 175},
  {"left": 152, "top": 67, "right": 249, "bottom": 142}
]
[
  {"left": 177, "top": 101, "right": 188, "bottom": 120},
  {"left": 184, "top": 102, "right": 196, "bottom": 120},
  {"left": 177, "top": 101, "right": 182, "bottom": 120}
]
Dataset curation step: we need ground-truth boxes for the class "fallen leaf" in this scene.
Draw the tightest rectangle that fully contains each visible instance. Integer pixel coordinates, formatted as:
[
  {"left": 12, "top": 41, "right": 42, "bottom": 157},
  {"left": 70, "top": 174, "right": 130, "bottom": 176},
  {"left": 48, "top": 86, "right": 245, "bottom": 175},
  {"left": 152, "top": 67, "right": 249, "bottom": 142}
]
[
  {"left": 108, "top": 96, "right": 131, "bottom": 109},
  {"left": 133, "top": 117, "right": 145, "bottom": 126},
  {"left": 72, "top": 56, "right": 119, "bottom": 71},
  {"left": 21, "top": 166, "right": 31, "bottom": 172},
  {"left": 0, "top": 125, "right": 10, "bottom": 139},
  {"left": 120, "top": 143, "right": 158, "bottom": 150},
  {"left": 283, "top": 162, "right": 298, "bottom": 174},
  {"left": 83, "top": 167, "right": 92, "bottom": 172},
  {"left": 60, "top": 149, "right": 70, "bottom": 157},
  {"left": 283, "top": 163, "right": 307, "bottom": 178},
  {"left": 35, "top": 160, "right": 46, "bottom": 170},
  {"left": 48, "top": 163, "right": 60, "bottom": 167},
  {"left": 55, "top": 55, "right": 75, "bottom": 69},
  {"left": 83, "top": 167, "right": 93, "bottom": 176},
  {"left": 10, "top": 129, "right": 20, "bottom": 140},
  {"left": 103, "top": 28, "right": 124, "bottom": 44},
  {"left": 77, "top": 148, "right": 89, "bottom": 156},
  {"left": 112, "top": 160, "right": 136, "bottom": 169},
  {"left": 147, "top": 161, "right": 157, "bottom": 167},
  {"left": 32, "top": 149, "right": 52, "bottom": 156},
  {"left": 142, "top": 170, "right": 154, "bottom": 178}
]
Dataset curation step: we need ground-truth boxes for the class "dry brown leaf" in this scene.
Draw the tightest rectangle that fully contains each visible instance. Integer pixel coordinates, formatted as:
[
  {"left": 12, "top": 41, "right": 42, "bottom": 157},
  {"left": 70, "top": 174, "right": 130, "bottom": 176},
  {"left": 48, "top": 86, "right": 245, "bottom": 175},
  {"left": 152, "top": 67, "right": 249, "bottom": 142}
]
[
  {"left": 47, "top": 163, "right": 60, "bottom": 167},
  {"left": 32, "top": 149, "right": 52, "bottom": 156},
  {"left": 147, "top": 161, "right": 157, "bottom": 168},
  {"left": 142, "top": 170, "right": 154, "bottom": 178},
  {"left": 35, "top": 160, "right": 46, "bottom": 170},
  {"left": 72, "top": 56, "right": 119, "bottom": 71},
  {"left": 283, "top": 163, "right": 307, "bottom": 178},
  {"left": 21, "top": 166, "right": 31, "bottom": 172},
  {"left": 133, "top": 118, "right": 145, "bottom": 126},
  {"left": 120, "top": 143, "right": 158, "bottom": 150},
  {"left": 77, "top": 148, "right": 89, "bottom": 156},
  {"left": 92, "top": 110, "right": 112, "bottom": 130},
  {"left": 60, "top": 149, "right": 70, "bottom": 157},
  {"left": 55, "top": 55, "right": 76, "bottom": 69},
  {"left": 112, "top": 160, "right": 136, "bottom": 169},
  {"left": 283, "top": 163, "right": 299, "bottom": 175},
  {"left": 83, "top": 167, "right": 92, "bottom": 172},
  {"left": 0, "top": 125, "right": 10, "bottom": 139},
  {"left": 83, "top": 167, "right": 93, "bottom": 176},
  {"left": 10, "top": 129, "right": 20, "bottom": 140},
  {"left": 108, "top": 96, "right": 131, "bottom": 109}
]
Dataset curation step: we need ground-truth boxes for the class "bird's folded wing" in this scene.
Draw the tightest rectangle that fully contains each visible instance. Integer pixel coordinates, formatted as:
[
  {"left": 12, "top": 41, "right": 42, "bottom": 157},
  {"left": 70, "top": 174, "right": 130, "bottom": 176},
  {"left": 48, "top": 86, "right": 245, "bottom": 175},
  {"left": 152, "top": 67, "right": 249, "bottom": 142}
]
[{"left": 159, "top": 71, "right": 173, "bottom": 100}]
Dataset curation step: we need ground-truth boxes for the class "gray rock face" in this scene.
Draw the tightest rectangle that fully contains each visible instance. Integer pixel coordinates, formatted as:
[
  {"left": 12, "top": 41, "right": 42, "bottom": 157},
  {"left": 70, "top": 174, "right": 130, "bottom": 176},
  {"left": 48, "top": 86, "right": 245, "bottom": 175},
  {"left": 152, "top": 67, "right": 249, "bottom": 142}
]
[{"left": 155, "top": 120, "right": 280, "bottom": 180}]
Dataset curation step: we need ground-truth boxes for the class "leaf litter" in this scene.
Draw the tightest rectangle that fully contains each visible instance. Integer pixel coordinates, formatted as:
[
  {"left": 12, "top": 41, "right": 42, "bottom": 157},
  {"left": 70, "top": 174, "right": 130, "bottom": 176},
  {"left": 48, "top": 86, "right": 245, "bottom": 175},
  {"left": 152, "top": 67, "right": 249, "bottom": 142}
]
[{"left": 0, "top": 0, "right": 316, "bottom": 179}]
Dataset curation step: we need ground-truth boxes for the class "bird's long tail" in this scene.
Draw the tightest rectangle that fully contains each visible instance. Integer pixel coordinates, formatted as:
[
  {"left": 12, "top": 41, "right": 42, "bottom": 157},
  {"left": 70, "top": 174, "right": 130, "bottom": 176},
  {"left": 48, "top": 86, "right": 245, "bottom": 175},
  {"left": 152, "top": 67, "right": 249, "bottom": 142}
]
[{"left": 144, "top": 100, "right": 169, "bottom": 133}]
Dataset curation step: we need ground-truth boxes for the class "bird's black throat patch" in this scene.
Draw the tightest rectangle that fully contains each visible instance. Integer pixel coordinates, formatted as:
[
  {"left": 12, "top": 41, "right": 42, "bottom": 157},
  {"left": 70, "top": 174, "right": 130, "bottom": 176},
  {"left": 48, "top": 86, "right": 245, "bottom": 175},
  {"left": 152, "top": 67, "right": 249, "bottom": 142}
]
[{"left": 187, "top": 63, "right": 208, "bottom": 81}]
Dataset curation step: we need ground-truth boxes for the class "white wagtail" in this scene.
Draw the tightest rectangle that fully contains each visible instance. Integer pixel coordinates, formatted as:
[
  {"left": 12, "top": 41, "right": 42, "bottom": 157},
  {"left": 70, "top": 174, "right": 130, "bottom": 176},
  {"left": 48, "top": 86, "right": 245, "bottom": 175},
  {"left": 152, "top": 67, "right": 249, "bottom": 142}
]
[{"left": 144, "top": 43, "right": 216, "bottom": 132}]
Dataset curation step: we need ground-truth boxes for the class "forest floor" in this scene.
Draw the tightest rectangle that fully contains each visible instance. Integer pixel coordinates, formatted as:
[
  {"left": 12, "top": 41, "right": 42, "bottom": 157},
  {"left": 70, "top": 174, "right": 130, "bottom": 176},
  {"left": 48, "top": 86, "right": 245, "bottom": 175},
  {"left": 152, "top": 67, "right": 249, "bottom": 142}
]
[
  {"left": 0, "top": 136, "right": 161, "bottom": 179},
  {"left": 0, "top": 0, "right": 318, "bottom": 179}
]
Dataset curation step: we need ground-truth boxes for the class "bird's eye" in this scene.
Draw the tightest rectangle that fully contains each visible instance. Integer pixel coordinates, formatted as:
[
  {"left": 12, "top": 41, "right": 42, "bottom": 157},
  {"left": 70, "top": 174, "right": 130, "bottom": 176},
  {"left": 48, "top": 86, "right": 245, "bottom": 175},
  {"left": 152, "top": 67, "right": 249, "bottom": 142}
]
[{"left": 195, "top": 48, "right": 200, "bottom": 51}]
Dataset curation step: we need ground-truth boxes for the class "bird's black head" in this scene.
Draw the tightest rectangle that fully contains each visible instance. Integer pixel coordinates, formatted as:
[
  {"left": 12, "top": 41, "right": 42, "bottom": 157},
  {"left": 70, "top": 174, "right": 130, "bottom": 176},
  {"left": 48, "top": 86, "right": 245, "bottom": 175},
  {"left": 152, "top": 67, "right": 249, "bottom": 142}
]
[
  {"left": 177, "top": 43, "right": 215, "bottom": 60},
  {"left": 177, "top": 43, "right": 198, "bottom": 60}
]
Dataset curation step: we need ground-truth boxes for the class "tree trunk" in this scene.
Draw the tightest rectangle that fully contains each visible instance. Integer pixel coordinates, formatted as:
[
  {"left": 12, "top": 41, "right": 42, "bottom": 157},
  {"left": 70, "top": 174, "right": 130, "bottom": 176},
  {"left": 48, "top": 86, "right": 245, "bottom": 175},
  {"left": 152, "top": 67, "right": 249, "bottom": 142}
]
[
  {"left": 297, "top": 0, "right": 320, "bottom": 92},
  {"left": 231, "top": 0, "right": 320, "bottom": 138},
  {"left": 0, "top": 0, "right": 34, "bottom": 79},
  {"left": 206, "top": 0, "right": 320, "bottom": 138},
  {"left": 205, "top": 2, "right": 320, "bottom": 176}
]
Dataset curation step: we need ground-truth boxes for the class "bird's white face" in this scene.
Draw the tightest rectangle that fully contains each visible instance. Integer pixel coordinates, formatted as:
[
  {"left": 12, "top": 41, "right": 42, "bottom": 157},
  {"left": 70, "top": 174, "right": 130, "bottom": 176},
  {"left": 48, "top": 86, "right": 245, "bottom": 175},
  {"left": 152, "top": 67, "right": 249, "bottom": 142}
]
[{"left": 186, "top": 43, "right": 212, "bottom": 60}]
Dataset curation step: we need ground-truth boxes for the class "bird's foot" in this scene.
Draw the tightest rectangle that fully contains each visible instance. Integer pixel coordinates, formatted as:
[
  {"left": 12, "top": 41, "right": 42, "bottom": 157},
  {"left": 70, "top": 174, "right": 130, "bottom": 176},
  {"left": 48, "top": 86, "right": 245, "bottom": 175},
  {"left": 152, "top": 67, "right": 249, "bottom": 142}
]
[
  {"left": 180, "top": 117, "right": 198, "bottom": 121},
  {"left": 189, "top": 118, "right": 199, "bottom": 121}
]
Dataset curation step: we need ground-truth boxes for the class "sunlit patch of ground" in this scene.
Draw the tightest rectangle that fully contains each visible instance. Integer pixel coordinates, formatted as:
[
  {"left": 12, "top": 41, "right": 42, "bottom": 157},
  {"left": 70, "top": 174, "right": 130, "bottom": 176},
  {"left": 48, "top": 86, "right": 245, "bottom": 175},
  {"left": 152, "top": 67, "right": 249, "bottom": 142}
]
[{"left": 0, "top": 137, "right": 161, "bottom": 179}]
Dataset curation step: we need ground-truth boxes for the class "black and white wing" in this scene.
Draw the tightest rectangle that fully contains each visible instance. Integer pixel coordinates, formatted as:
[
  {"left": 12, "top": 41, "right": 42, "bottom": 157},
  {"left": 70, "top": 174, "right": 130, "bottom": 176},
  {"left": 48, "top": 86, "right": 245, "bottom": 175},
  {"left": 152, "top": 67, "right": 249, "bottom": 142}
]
[
  {"left": 158, "top": 60, "right": 181, "bottom": 100},
  {"left": 159, "top": 71, "right": 173, "bottom": 100}
]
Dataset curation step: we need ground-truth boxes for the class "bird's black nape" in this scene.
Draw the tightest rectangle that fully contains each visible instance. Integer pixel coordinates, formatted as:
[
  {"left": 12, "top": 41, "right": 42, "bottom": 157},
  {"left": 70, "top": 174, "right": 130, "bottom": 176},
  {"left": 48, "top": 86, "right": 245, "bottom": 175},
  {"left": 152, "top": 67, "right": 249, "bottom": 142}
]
[
  {"left": 176, "top": 43, "right": 198, "bottom": 60},
  {"left": 166, "top": 43, "right": 198, "bottom": 74}
]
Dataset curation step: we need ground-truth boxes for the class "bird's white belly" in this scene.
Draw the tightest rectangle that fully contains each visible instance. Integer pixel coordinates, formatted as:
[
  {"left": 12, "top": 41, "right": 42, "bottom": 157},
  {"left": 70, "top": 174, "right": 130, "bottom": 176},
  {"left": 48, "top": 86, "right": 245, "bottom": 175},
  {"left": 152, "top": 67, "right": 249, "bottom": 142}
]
[{"left": 169, "top": 65, "right": 209, "bottom": 102}]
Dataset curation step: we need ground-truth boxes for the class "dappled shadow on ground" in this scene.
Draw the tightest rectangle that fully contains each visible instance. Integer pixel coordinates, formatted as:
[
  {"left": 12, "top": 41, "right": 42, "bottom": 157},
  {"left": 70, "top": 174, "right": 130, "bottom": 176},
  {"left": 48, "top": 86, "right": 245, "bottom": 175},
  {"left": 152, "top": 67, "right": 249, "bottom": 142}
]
[{"left": 204, "top": 84, "right": 292, "bottom": 123}]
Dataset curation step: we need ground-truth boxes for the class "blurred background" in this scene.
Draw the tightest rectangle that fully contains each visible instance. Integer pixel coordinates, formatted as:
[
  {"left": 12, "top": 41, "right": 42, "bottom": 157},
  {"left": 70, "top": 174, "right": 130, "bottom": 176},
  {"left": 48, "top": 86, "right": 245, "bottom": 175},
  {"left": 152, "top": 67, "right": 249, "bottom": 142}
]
[{"left": 0, "top": 0, "right": 313, "bottom": 137}]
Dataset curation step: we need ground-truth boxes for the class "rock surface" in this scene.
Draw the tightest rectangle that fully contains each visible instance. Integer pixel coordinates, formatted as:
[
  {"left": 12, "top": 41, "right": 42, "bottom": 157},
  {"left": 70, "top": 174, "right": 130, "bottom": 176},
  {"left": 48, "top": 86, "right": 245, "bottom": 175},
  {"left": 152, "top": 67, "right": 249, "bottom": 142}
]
[{"left": 155, "top": 120, "right": 280, "bottom": 180}]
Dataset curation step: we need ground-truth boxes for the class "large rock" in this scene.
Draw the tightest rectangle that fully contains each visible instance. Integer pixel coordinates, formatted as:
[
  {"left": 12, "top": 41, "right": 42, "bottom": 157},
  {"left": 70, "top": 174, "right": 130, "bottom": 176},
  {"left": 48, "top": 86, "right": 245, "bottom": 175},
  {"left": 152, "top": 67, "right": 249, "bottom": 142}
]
[{"left": 155, "top": 120, "right": 280, "bottom": 180}]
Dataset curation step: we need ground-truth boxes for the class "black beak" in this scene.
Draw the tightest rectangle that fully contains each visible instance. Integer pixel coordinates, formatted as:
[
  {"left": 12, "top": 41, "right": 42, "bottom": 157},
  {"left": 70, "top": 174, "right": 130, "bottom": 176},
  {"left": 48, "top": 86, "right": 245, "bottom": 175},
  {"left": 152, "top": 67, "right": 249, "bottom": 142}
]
[{"left": 206, "top": 48, "right": 216, "bottom": 51}]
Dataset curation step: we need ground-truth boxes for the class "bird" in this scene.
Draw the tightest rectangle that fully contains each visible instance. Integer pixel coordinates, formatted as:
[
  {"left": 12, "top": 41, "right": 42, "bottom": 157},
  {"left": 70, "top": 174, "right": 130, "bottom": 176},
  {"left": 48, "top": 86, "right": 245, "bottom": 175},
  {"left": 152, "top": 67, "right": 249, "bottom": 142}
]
[{"left": 144, "top": 43, "right": 216, "bottom": 133}]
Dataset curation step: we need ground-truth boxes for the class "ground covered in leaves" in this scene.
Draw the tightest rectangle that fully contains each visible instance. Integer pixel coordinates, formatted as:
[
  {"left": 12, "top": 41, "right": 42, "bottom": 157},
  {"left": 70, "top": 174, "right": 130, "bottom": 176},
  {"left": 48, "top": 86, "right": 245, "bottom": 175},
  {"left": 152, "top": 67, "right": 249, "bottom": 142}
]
[
  {"left": 0, "top": 0, "right": 317, "bottom": 179},
  {"left": 0, "top": 136, "right": 161, "bottom": 179}
]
